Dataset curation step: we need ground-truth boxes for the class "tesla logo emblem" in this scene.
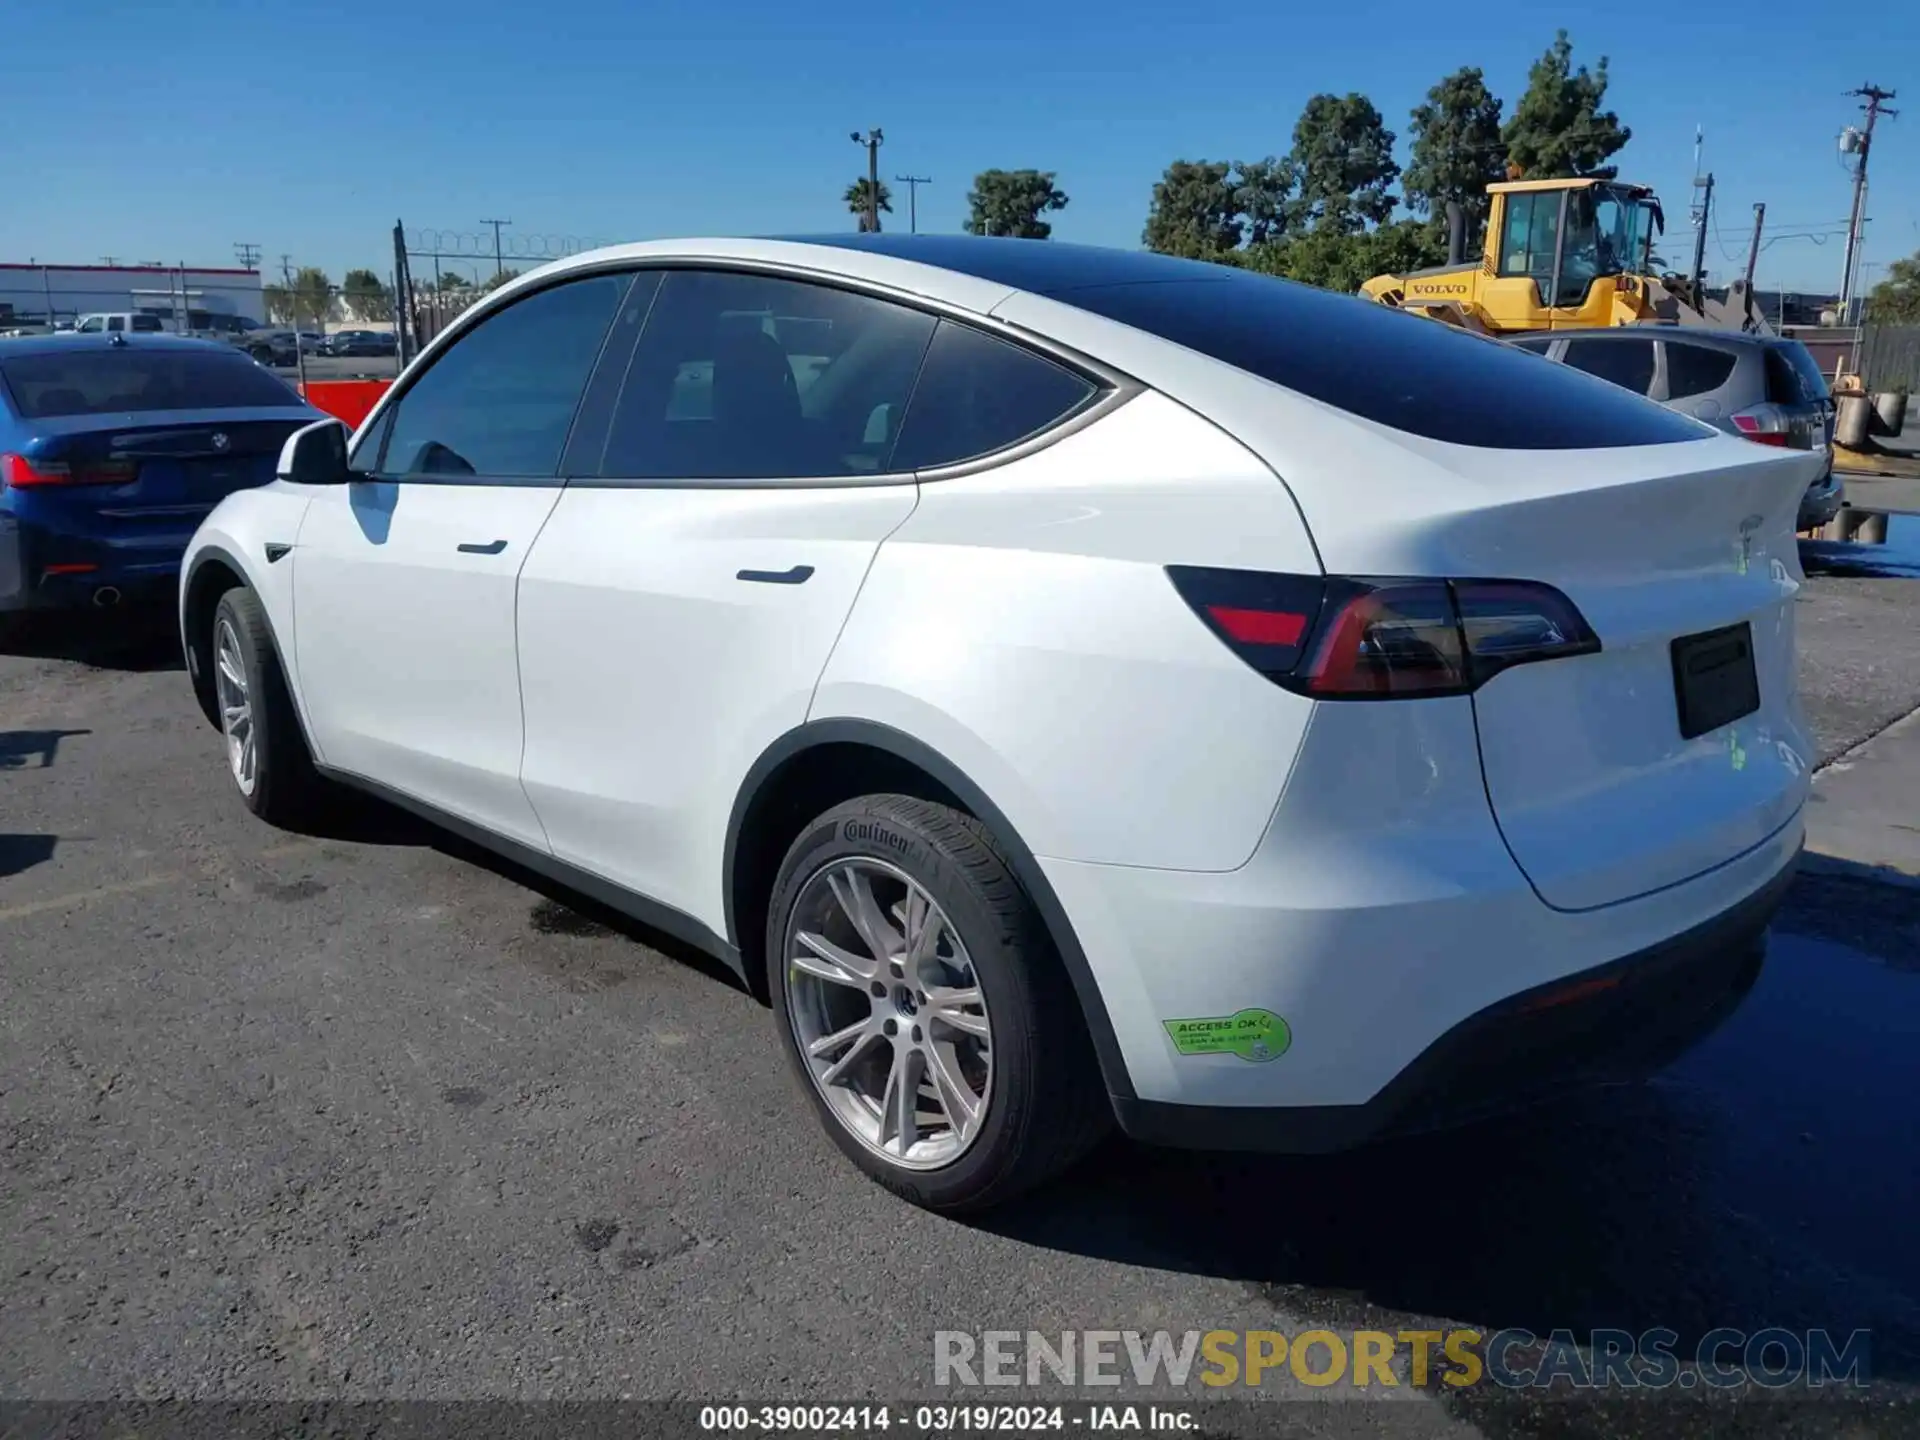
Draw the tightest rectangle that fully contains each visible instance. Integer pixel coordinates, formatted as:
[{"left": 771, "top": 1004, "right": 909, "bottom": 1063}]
[{"left": 211, "top": 432, "right": 230, "bottom": 452}]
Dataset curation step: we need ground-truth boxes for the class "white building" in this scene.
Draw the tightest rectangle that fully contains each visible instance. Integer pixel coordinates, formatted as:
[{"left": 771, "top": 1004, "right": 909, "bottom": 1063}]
[{"left": 0, "top": 262, "right": 267, "bottom": 329}]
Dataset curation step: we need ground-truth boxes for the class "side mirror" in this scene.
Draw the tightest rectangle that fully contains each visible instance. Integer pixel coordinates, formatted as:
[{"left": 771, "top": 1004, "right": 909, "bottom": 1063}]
[{"left": 277, "top": 417, "right": 352, "bottom": 486}]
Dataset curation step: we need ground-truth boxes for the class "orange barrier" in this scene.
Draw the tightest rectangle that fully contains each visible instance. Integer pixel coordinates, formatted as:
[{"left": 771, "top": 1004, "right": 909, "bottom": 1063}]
[{"left": 299, "top": 379, "right": 392, "bottom": 430}]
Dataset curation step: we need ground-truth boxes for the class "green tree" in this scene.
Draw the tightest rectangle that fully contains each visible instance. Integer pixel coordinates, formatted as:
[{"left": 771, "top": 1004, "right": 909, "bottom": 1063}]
[
  {"left": 1501, "top": 30, "right": 1630, "bottom": 179},
  {"left": 262, "top": 284, "right": 294, "bottom": 324},
  {"left": 1864, "top": 249, "right": 1920, "bottom": 324},
  {"left": 1233, "top": 156, "right": 1294, "bottom": 247},
  {"left": 1285, "top": 93, "right": 1399, "bottom": 234},
  {"left": 964, "top": 169, "right": 1068, "bottom": 239},
  {"left": 844, "top": 178, "right": 892, "bottom": 233},
  {"left": 482, "top": 267, "right": 523, "bottom": 292},
  {"left": 290, "top": 267, "right": 333, "bottom": 327},
  {"left": 1403, "top": 66, "right": 1506, "bottom": 246},
  {"left": 1142, "top": 161, "right": 1242, "bottom": 259},
  {"left": 436, "top": 272, "right": 472, "bottom": 293},
  {"left": 341, "top": 268, "right": 391, "bottom": 321}
]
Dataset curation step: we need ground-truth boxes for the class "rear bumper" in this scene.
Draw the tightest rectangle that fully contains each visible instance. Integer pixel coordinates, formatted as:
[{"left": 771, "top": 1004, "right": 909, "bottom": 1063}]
[
  {"left": 1112, "top": 853, "right": 1792, "bottom": 1153},
  {"left": 0, "top": 512, "right": 185, "bottom": 613},
  {"left": 1798, "top": 470, "right": 1844, "bottom": 531}
]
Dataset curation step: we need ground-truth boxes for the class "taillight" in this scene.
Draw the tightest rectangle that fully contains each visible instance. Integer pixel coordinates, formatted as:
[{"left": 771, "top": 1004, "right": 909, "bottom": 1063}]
[
  {"left": 1730, "top": 411, "right": 1789, "bottom": 447},
  {"left": 1, "top": 453, "right": 139, "bottom": 488},
  {"left": 1167, "top": 567, "right": 1600, "bottom": 700}
]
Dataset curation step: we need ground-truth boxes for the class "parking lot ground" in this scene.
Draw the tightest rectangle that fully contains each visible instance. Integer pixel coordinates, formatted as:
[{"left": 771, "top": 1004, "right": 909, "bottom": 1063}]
[{"left": 4, "top": 550, "right": 1920, "bottom": 1437}]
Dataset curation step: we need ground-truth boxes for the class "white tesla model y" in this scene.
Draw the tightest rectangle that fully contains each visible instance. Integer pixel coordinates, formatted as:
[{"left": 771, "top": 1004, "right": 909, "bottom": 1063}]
[{"left": 181, "top": 237, "right": 1817, "bottom": 1212}]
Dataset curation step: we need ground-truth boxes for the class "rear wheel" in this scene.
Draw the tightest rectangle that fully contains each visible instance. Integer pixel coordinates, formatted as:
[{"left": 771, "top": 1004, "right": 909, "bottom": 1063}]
[
  {"left": 211, "top": 587, "right": 330, "bottom": 827},
  {"left": 767, "top": 795, "right": 1109, "bottom": 1213}
]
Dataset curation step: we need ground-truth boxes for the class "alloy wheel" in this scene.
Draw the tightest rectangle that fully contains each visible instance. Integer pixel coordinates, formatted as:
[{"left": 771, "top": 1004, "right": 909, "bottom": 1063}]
[
  {"left": 214, "top": 618, "right": 257, "bottom": 796},
  {"left": 784, "top": 857, "right": 994, "bottom": 1169}
]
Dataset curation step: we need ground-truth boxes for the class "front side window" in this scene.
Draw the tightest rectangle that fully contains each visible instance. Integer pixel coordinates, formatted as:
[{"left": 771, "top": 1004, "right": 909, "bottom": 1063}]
[
  {"left": 891, "top": 320, "right": 1098, "bottom": 471},
  {"left": 1561, "top": 338, "right": 1656, "bottom": 395},
  {"left": 377, "top": 272, "right": 630, "bottom": 478},
  {"left": 597, "top": 270, "right": 936, "bottom": 480}
]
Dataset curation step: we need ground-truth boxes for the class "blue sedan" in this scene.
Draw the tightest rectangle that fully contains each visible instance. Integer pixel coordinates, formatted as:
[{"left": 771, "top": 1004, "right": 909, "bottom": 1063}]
[{"left": 0, "top": 334, "right": 321, "bottom": 633}]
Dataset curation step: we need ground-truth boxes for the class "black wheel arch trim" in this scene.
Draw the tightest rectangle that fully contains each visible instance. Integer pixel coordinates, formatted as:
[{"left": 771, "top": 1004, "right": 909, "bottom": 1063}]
[
  {"left": 181, "top": 543, "right": 321, "bottom": 764},
  {"left": 724, "top": 717, "right": 1138, "bottom": 1102}
]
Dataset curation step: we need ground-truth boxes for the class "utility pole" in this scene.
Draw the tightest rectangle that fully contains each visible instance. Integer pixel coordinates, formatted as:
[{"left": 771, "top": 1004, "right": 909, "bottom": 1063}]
[
  {"left": 1743, "top": 203, "right": 1766, "bottom": 293},
  {"left": 850, "top": 129, "right": 884, "bottom": 231},
  {"left": 233, "top": 242, "right": 261, "bottom": 271},
  {"left": 280, "top": 254, "right": 307, "bottom": 388},
  {"left": 480, "top": 218, "right": 512, "bottom": 283},
  {"left": 894, "top": 174, "right": 931, "bottom": 234},
  {"left": 1839, "top": 84, "right": 1897, "bottom": 317}
]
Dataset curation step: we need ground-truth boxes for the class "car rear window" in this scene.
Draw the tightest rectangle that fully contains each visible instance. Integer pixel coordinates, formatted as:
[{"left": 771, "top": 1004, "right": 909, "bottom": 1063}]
[
  {"left": 0, "top": 348, "right": 302, "bottom": 418},
  {"left": 1055, "top": 274, "right": 1712, "bottom": 449},
  {"left": 1663, "top": 341, "right": 1739, "bottom": 400},
  {"left": 1764, "top": 341, "right": 1831, "bottom": 407}
]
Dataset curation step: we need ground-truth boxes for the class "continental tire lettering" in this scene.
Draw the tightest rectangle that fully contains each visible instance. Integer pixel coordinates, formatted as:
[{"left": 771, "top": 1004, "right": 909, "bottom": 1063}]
[{"left": 842, "top": 819, "right": 920, "bottom": 862}]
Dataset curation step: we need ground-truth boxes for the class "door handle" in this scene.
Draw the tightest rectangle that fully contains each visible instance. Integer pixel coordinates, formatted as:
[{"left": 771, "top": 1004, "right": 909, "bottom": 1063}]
[
  {"left": 737, "top": 565, "right": 814, "bottom": 585},
  {"left": 457, "top": 539, "right": 508, "bottom": 555}
]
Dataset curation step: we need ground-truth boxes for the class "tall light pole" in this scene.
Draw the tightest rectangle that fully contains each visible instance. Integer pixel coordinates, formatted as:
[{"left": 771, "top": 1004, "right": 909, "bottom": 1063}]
[
  {"left": 480, "top": 217, "right": 513, "bottom": 283},
  {"left": 851, "top": 129, "right": 884, "bottom": 232},
  {"left": 894, "top": 174, "right": 931, "bottom": 234}
]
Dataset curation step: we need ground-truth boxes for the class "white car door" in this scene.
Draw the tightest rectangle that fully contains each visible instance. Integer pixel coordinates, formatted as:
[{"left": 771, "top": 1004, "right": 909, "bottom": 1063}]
[
  {"left": 516, "top": 269, "right": 1107, "bottom": 936},
  {"left": 292, "top": 270, "right": 634, "bottom": 847}
]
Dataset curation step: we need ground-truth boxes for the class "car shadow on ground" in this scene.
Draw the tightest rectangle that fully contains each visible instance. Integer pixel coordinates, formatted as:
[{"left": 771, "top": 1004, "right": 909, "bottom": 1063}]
[
  {"left": 0, "top": 606, "right": 185, "bottom": 671},
  {"left": 0, "top": 729, "right": 90, "bottom": 769},
  {"left": 981, "top": 859, "right": 1920, "bottom": 1385},
  {"left": 1799, "top": 539, "right": 1920, "bottom": 580},
  {"left": 291, "top": 789, "right": 748, "bottom": 994},
  {"left": 0, "top": 833, "right": 59, "bottom": 879}
]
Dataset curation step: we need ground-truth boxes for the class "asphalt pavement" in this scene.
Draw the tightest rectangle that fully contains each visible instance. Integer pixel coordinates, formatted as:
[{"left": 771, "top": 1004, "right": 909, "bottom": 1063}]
[{"left": 4, "top": 541, "right": 1920, "bottom": 1437}]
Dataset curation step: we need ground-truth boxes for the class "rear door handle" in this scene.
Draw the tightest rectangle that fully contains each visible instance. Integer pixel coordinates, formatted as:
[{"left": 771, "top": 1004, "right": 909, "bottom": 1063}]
[
  {"left": 737, "top": 565, "right": 814, "bottom": 585},
  {"left": 457, "top": 539, "right": 508, "bottom": 555}
]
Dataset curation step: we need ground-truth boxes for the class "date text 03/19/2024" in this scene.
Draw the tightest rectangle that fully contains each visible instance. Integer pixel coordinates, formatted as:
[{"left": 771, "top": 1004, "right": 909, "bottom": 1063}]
[{"left": 698, "top": 1405, "right": 1195, "bottom": 1432}]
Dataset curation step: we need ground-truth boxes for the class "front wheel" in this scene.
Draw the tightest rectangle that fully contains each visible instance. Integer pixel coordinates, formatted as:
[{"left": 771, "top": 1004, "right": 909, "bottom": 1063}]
[
  {"left": 767, "top": 795, "right": 1109, "bottom": 1212},
  {"left": 210, "top": 586, "right": 331, "bottom": 827}
]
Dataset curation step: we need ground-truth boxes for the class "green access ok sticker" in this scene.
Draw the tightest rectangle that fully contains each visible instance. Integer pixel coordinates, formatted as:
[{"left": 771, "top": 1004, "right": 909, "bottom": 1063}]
[{"left": 1163, "top": 1009, "right": 1292, "bottom": 1063}]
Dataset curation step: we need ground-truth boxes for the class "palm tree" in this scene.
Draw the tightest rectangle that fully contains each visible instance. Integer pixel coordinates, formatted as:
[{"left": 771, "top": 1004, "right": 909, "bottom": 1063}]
[{"left": 844, "top": 178, "right": 893, "bottom": 233}]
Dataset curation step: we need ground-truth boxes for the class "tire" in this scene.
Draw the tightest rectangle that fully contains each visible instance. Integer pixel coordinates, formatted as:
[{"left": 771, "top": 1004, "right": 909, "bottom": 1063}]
[
  {"left": 767, "top": 794, "right": 1110, "bottom": 1212},
  {"left": 210, "top": 586, "right": 330, "bottom": 827}
]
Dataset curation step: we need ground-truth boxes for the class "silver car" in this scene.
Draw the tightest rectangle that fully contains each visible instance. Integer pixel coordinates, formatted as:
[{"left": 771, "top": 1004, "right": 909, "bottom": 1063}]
[{"left": 1509, "top": 328, "right": 1842, "bottom": 531}]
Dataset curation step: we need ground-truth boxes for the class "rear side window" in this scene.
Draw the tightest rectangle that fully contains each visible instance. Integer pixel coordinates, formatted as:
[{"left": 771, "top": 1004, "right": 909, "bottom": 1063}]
[
  {"left": 1662, "top": 342, "right": 1738, "bottom": 400},
  {"left": 1765, "top": 342, "right": 1831, "bottom": 406},
  {"left": 0, "top": 349, "right": 301, "bottom": 418},
  {"left": 1056, "top": 274, "right": 1708, "bottom": 449},
  {"left": 1561, "top": 338, "right": 1656, "bottom": 395},
  {"left": 598, "top": 269, "right": 937, "bottom": 480},
  {"left": 891, "top": 321, "right": 1098, "bottom": 471},
  {"left": 131, "top": 315, "right": 165, "bottom": 332},
  {"left": 379, "top": 272, "right": 630, "bottom": 478}
]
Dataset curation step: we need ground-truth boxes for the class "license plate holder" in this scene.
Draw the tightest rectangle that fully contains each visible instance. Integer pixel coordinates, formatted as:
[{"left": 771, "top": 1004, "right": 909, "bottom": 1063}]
[{"left": 1671, "top": 622, "right": 1760, "bottom": 740}]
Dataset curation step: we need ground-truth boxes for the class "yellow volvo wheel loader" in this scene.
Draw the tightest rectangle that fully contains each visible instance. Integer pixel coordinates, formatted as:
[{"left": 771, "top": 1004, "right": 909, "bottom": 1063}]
[{"left": 1360, "top": 177, "right": 1770, "bottom": 337}]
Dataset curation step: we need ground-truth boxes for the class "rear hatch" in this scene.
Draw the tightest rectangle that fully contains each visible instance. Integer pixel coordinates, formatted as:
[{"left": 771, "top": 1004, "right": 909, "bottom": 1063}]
[
  {"left": 1764, "top": 339, "right": 1835, "bottom": 453},
  {"left": 1309, "top": 436, "right": 1821, "bottom": 910}
]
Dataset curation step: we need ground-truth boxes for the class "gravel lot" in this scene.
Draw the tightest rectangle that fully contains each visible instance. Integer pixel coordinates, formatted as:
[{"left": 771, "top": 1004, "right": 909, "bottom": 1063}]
[{"left": 4, "top": 549, "right": 1919, "bottom": 1437}]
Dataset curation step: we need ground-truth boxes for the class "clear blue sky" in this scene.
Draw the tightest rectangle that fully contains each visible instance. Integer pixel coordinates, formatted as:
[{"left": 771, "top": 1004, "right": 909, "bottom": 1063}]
[{"left": 4, "top": 0, "right": 1912, "bottom": 296}]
